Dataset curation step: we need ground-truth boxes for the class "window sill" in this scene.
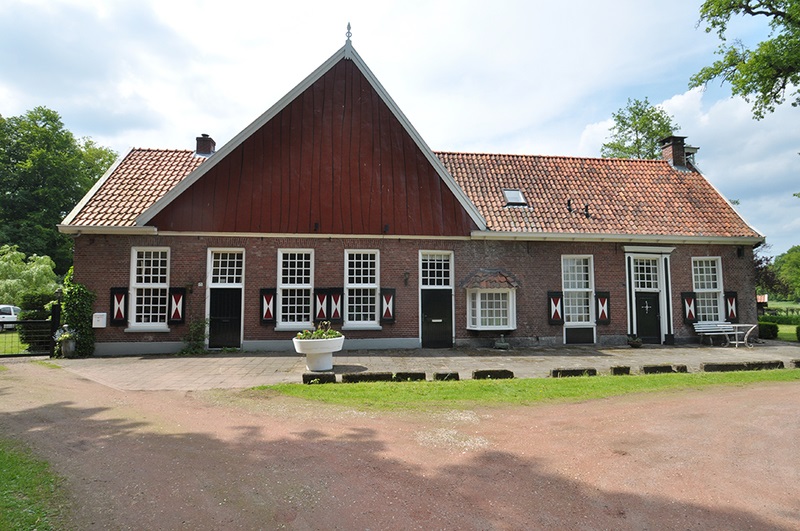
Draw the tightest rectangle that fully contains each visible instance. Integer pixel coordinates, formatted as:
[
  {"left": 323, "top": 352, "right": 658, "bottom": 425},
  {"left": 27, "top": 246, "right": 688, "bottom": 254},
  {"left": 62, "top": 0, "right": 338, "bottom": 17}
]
[
  {"left": 467, "top": 326, "right": 516, "bottom": 332},
  {"left": 124, "top": 326, "right": 170, "bottom": 333},
  {"left": 342, "top": 323, "right": 382, "bottom": 331}
]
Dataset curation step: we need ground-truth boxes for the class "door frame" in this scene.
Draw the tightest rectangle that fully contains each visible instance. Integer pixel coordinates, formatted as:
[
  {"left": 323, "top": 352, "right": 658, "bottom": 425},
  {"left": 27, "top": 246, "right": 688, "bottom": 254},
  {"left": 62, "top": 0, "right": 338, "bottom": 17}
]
[
  {"left": 624, "top": 246, "right": 674, "bottom": 344},
  {"left": 418, "top": 251, "right": 454, "bottom": 348},
  {"left": 205, "top": 248, "right": 245, "bottom": 349}
]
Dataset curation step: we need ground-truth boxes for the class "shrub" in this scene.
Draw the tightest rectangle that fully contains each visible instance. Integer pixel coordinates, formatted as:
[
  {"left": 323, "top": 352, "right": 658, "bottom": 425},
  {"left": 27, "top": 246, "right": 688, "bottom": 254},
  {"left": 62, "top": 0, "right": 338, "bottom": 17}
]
[
  {"left": 759, "top": 314, "right": 800, "bottom": 325},
  {"left": 180, "top": 319, "right": 208, "bottom": 355},
  {"left": 796, "top": 325, "right": 800, "bottom": 342},
  {"left": 62, "top": 268, "right": 96, "bottom": 358},
  {"left": 758, "top": 322, "right": 779, "bottom": 340}
]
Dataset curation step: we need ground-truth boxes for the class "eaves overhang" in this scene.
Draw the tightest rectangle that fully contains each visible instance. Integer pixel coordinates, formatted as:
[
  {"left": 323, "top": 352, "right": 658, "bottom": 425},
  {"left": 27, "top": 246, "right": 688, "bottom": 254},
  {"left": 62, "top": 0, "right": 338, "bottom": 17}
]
[
  {"left": 470, "top": 230, "right": 766, "bottom": 246},
  {"left": 57, "top": 224, "right": 158, "bottom": 236}
]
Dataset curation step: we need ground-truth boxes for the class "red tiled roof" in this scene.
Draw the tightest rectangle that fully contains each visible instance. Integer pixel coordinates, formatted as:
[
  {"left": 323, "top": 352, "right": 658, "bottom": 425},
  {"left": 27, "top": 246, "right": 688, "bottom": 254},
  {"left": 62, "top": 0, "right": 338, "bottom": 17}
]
[
  {"left": 436, "top": 152, "right": 760, "bottom": 238},
  {"left": 68, "top": 149, "right": 206, "bottom": 227},
  {"left": 65, "top": 147, "right": 760, "bottom": 241}
]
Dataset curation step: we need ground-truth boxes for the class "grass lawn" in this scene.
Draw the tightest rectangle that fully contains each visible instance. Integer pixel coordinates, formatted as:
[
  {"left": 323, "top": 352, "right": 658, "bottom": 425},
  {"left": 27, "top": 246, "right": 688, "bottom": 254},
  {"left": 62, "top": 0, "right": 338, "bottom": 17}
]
[
  {"left": 0, "top": 438, "right": 67, "bottom": 530},
  {"left": 778, "top": 324, "right": 800, "bottom": 342},
  {"left": 0, "top": 331, "right": 26, "bottom": 356},
  {"left": 258, "top": 369, "right": 800, "bottom": 411}
]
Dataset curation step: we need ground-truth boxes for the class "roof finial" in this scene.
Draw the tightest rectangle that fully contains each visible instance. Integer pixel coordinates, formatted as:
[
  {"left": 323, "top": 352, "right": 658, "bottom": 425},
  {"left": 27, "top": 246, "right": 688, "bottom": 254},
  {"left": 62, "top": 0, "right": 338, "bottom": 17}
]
[{"left": 346, "top": 22, "right": 352, "bottom": 43}]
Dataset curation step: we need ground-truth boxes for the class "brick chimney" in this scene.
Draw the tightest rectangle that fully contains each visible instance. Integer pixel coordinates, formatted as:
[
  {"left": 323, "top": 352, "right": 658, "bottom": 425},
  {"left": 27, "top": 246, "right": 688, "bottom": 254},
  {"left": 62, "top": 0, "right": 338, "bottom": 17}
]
[
  {"left": 196, "top": 133, "right": 216, "bottom": 156},
  {"left": 660, "top": 135, "right": 687, "bottom": 168}
]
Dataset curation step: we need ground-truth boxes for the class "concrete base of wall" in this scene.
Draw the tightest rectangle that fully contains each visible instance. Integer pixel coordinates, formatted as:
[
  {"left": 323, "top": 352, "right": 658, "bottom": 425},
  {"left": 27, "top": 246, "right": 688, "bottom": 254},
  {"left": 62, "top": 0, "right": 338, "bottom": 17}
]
[{"left": 93, "top": 341, "right": 183, "bottom": 357}]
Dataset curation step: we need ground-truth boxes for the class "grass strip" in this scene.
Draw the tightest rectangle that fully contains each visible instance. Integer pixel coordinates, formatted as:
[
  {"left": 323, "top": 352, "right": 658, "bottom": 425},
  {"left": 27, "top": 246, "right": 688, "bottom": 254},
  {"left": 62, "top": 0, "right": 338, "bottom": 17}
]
[
  {"left": 0, "top": 438, "right": 67, "bottom": 530},
  {"left": 257, "top": 369, "right": 800, "bottom": 411}
]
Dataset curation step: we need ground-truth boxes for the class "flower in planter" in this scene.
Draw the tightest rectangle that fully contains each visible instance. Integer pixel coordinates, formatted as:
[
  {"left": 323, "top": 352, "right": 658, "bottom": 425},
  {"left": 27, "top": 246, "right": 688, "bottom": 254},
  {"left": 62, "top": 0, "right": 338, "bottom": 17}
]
[
  {"left": 627, "top": 335, "right": 643, "bottom": 347},
  {"left": 53, "top": 324, "right": 77, "bottom": 345},
  {"left": 295, "top": 321, "right": 342, "bottom": 340}
]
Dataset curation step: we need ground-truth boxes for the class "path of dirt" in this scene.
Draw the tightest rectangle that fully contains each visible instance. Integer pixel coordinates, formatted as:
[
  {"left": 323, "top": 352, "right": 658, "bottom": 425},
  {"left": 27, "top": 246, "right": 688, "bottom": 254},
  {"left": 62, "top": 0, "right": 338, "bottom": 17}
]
[{"left": 1, "top": 360, "right": 799, "bottom": 530}]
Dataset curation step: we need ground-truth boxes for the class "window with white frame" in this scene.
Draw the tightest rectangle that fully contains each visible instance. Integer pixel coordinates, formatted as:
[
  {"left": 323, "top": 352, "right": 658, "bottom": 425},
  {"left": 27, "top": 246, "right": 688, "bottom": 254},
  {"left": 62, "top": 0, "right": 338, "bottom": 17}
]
[
  {"left": 210, "top": 251, "right": 243, "bottom": 285},
  {"left": 633, "top": 258, "right": 660, "bottom": 290},
  {"left": 130, "top": 248, "right": 169, "bottom": 327},
  {"left": 562, "top": 256, "right": 594, "bottom": 324},
  {"left": 278, "top": 250, "right": 313, "bottom": 326},
  {"left": 467, "top": 289, "right": 516, "bottom": 330},
  {"left": 693, "top": 257, "right": 723, "bottom": 321},
  {"left": 345, "top": 250, "right": 379, "bottom": 325},
  {"left": 421, "top": 251, "right": 452, "bottom": 287}
]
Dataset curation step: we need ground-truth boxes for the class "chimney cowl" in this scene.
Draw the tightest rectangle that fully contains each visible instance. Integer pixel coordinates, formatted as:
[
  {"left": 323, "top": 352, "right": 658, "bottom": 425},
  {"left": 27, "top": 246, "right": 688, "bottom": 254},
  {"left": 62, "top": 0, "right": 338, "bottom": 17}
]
[{"left": 196, "top": 133, "right": 216, "bottom": 156}]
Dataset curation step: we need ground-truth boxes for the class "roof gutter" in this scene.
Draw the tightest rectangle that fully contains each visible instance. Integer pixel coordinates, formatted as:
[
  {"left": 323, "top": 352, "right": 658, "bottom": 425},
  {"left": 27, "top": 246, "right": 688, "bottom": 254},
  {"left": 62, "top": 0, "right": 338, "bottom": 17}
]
[
  {"left": 57, "top": 224, "right": 158, "bottom": 236},
  {"left": 470, "top": 230, "right": 765, "bottom": 246}
]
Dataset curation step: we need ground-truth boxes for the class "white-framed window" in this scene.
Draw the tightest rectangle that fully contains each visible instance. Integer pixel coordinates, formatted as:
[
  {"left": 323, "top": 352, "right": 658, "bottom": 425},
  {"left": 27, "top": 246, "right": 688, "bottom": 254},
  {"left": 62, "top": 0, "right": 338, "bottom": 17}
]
[
  {"left": 210, "top": 250, "right": 244, "bottom": 285},
  {"left": 467, "top": 289, "right": 516, "bottom": 330},
  {"left": 129, "top": 247, "right": 170, "bottom": 329},
  {"left": 345, "top": 250, "right": 379, "bottom": 327},
  {"left": 278, "top": 249, "right": 313, "bottom": 328},
  {"left": 693, "top": 257, "right": 723, "bottom": 321},
  {"left": 633, "top": 258, "right": 660, "bottom": 291},
  {"left": 420, "top": 251, "right": 452, "bottom": 287},
  {"left": 562, "top": 255, "right": 594, "bottom": 324}
]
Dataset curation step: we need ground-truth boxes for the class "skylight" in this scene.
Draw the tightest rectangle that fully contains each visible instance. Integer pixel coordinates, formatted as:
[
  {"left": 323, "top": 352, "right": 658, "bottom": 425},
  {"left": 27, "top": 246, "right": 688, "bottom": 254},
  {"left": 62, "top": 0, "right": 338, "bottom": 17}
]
[{"left": 503, "top": 189, "right": 527, "bottom": 206}]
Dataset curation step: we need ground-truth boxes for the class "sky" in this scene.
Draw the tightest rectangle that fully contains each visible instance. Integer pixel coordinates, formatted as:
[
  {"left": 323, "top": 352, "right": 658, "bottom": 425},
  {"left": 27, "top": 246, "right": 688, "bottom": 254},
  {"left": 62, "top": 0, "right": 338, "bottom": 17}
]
[{"left": 1, "top": 0, "right": 798, "bottom": 256}]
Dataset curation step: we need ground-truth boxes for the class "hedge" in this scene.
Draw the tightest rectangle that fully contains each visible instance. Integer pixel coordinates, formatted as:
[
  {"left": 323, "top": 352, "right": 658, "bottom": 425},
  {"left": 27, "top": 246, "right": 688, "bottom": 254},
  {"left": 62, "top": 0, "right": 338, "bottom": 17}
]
[
  {"left": 758, "top": 322, "right": 779, "bottom": 340},
  {"left": 759, "top": 314, "right": 800, "bottom": 325}
]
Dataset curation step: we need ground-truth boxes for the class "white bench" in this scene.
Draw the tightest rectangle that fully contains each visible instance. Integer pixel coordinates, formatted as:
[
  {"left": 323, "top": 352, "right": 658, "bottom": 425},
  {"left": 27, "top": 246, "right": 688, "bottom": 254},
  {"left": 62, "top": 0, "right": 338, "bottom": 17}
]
[{"left": 693, "top": 322, "right": 757, "bottom": 348}]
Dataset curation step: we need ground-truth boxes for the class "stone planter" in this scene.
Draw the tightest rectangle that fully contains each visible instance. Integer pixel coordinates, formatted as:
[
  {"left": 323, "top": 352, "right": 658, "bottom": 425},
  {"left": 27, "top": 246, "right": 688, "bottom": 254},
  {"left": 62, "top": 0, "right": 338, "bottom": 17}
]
[
  {"left": 60, "top": 339, "right": 76, "bottom": 358},
  {"left": 292, "top": 336, "right": 344, "bottom": 371}
]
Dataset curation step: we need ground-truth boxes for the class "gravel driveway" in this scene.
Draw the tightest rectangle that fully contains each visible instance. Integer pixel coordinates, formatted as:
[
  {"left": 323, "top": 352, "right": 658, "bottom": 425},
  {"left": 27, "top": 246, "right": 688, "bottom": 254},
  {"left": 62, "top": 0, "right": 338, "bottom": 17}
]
[{"left": 1, "top": 359, "right": 799, "bottom": 529}]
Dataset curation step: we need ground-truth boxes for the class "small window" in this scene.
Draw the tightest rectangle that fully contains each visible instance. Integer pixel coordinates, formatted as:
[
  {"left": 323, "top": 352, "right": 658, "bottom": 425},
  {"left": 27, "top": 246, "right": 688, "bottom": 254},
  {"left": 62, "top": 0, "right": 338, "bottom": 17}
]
[
  {"left": 467, "top": 289, "right": 517, "bottom": 330},
  {"left": 502, "top": 189, "right": 527, "bottom": 206}
]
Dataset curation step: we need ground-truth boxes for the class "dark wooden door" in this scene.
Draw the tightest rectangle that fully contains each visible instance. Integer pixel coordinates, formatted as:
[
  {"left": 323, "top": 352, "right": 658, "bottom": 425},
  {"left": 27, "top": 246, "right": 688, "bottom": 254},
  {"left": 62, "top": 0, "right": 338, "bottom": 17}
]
[
  {"left": 209, "top": 288, "right": 242, "bottom": 348},
  {"left": 421, "top": 290, "right": 452, "bottom": 348},
  {"left": 635, "top": 292, "right": 661, "bottom": 344}
]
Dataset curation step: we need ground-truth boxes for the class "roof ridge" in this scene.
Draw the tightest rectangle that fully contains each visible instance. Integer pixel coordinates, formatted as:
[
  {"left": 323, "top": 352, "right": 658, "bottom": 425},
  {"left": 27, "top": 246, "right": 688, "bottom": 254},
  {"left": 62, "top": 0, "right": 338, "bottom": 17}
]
[{"left": 434, "top": 150, "right": 668, "bottom": 164}]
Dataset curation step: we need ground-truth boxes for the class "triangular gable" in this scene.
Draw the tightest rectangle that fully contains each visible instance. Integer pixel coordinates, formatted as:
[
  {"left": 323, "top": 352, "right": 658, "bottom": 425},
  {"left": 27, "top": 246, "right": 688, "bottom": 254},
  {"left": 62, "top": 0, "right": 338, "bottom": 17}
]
[{"left": 136, "top": 41, "right": 486, "bottom": 235}]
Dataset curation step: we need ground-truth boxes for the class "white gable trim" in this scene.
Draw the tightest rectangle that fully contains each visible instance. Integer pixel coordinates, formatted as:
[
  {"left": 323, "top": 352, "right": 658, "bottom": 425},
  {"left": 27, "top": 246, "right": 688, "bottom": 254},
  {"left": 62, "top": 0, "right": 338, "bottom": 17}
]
[{"left": 136, "top": 42, "right": 486, "bottom": 230}]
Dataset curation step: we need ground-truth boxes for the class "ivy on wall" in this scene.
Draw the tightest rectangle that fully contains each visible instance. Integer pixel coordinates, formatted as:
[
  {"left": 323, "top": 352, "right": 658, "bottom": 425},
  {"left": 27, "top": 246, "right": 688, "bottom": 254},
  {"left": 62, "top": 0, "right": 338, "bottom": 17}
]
[{"left": 62, "top": 267, "right": 96, "bottom": 357}]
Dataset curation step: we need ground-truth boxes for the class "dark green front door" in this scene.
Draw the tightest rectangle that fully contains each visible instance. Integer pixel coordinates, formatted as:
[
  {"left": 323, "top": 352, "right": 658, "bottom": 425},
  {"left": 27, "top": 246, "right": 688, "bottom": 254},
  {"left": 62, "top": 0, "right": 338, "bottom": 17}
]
[
  {"left": 635, "top": 292, "right": 661, "bottom": 344},
  {"left": 421, "top": 289, "right": 452, "bottom": 348},
  {"left": 209, "top": 288, "right": 242, "bottom": 348}
]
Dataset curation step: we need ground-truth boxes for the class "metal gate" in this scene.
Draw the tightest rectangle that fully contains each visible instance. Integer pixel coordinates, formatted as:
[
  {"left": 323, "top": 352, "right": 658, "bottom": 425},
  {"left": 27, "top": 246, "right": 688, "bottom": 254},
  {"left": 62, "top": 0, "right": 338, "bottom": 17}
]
[{"left": 0, "top": 319, "right": 55, "bottom": 357}]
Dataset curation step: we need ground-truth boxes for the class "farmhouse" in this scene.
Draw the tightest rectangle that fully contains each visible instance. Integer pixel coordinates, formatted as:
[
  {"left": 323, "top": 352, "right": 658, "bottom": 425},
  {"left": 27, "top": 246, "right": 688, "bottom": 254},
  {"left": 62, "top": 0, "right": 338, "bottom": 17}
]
[{"left": 59, "top": 37, "right": 763, "bottom": 356}]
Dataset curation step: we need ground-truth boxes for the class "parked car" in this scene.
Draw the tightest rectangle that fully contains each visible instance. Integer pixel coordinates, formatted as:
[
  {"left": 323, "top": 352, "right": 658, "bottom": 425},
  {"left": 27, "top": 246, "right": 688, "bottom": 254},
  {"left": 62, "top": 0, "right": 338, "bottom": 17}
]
[{"left": 0, "top": 304, "right": 21, "bottom": 331}]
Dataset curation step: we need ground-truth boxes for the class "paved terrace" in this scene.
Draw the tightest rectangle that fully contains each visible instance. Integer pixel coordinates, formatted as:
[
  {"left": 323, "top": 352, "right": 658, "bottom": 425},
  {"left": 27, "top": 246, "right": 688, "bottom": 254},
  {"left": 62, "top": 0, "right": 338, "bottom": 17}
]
[{"left": 36, "top": 342, "right": 800, "bottom": 391}]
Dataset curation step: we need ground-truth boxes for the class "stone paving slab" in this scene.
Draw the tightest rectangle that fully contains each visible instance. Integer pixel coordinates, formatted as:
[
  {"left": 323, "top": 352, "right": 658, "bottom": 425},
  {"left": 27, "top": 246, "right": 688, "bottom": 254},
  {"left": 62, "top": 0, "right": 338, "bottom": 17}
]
[{"left": 44, "top": 341, "right": 800, "bottom": 391}]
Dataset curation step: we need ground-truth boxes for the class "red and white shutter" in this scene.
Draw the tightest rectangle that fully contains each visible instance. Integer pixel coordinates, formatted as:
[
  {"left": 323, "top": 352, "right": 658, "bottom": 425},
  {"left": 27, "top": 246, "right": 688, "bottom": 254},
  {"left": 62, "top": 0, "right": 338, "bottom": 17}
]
[
  {"left": 315, "top": 290, "right": 329, "bottom": 321},
  {"left": 110, "top": 287, "right": 128, "bottom": 326},
  {"left": 329, "top": 290, "right": 343, "bottom": 322},
  {"left": 381, "top": 288, "right": 396, "bottom": 323},
  {"left": 595, "top": 291, "right": 610, "bottom": 325},
  {"left": 681, "top": 292, "right": 698, "bottom": 323},
  {"left": 548, "top": 291, "right": 564, "bottom": 325},
  {"left": 168, "top": 288, "right": 186, "bottom": 324},
  {"left": 260, "top": 288, "right": 276, "bottom": 323},
  {"left": 724, "top": 291, "right": 739, "bottom": 323}
]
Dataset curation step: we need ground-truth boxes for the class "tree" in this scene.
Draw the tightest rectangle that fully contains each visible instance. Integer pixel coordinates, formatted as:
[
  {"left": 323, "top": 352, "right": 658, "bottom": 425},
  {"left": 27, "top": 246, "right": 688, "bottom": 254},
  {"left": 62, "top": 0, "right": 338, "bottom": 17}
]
[
  {"left": 690, "top": 0, "right": 800, "bottom": 120},
  {"left": 600, "top": 98, "right": 680, "bottom": 159},
  {"left": 774, "top": 244, "right": 800, "bottom": 299},
  {"left": 0, "top": 107, "right": 116, "bottom": 274},
  {"left": 0, "top": 245, "right": 59, "bottom": 305},
  {"left": 754, "top": 243, "right": 792, "bottom": 296}
]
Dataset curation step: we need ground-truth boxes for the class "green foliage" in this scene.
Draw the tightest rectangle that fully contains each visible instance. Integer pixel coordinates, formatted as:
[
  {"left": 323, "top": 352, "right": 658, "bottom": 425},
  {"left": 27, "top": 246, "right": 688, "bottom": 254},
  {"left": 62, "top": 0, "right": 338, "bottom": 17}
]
[
  {"left": 17, "top": 292, "right": 56, "bottom": 354},
  {"left": 0, "top": 245, "right": 58, "bottom": 306},
  {"left": 757, "top": 321, "right": 779, "bottom": 339},
  {"left": 180, "top": 319, "right": 209, "bottom": 355},
  {"left": 61, "top": 267, "right": 95, "bottom": 358},
  {"left": 774, "top": 245, "right": 800, "bottom": 299},
  {"left": 261, "top": 370, "right": 800, "bottom": 411},
  {"left": 295, "top": 321, "right": 343, "bottom": 340},
  {"left": 0, "top": 107, "right": 116, "bottom": 274},
  {"left": 0, "top": 438, "right": 66, "bottom": 530},
  {"left": 690, "top": 0, "right": 800, "bottom": 119},
  {"left": 600, "top": 97, "right": 680, "bottom": 159},
  {"left": 796, "top": 325, "right": 800, "bottom": 341},
  {"left": 759, "top": 313, "right": 800, "bottom": 324}
]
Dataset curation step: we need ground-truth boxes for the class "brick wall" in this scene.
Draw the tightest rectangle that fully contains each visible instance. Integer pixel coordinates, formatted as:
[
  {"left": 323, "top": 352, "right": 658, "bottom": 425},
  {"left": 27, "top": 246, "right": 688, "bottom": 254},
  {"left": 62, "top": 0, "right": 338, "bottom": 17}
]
[{"left": 74, "top": 235, "right": 757, "bottom": 349}]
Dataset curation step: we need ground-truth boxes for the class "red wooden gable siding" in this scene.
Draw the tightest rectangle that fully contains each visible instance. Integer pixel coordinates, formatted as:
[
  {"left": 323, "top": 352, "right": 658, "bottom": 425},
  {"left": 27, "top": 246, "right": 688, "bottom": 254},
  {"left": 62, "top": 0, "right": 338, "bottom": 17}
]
[{"left": 150, "top": 59, "right": 478, "bottom": 236}]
